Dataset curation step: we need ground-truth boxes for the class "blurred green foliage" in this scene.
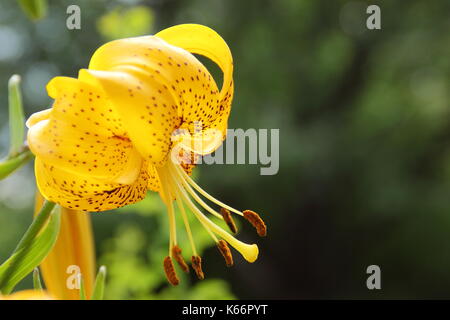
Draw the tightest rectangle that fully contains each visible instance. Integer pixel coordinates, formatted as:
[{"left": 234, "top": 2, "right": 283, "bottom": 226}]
[
  {"left": 97, "top": 6, "right": 154, "bottom": 41},
  {"left": 0, "top": 0, "right": 449, "bottom": 299},
  {"left": 18, "top": 0, "right": 48, "bottom": 21}
]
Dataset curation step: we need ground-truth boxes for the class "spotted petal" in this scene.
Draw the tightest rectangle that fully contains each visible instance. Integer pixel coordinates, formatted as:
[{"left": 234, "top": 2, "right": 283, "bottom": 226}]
[
  {"left": 35, "top": 158, "right": 149, "bottom": 212},
  {"left": 28, "top": 77, "right": 142, "bottom": 184},
  {"left": 79, "top": 68, "right": 179, "bottom": 166},
  {"left": 156, "top": 24, "right": 234, "bottom": 154},
  {"left": 87, "top": 25, "right": 233, "bottom": 156}
]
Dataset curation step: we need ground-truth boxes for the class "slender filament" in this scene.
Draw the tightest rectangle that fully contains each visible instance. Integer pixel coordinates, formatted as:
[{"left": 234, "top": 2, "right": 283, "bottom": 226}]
[
  {"left": 167, "top": 167, "right": 258, "bottom": 263},
  {"left": 171, "top": 161, "right": 243, "bottom": 216}
]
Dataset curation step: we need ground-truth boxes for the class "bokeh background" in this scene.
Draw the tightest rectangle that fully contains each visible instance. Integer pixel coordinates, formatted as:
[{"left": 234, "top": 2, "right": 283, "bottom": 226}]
[{"left": 1, "top": 0, "right": 450, "bottom": 299}]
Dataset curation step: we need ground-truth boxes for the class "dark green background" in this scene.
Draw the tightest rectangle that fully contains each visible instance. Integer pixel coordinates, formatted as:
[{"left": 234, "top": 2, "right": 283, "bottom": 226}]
[{"left": 0, "top": 0, "right": 449, "bottom": 299}]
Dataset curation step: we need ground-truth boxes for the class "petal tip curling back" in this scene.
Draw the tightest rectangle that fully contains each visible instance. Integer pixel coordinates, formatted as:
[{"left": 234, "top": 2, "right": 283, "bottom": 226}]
[{"left": 154, "top": 24, "right": 233, "bottom": 96}]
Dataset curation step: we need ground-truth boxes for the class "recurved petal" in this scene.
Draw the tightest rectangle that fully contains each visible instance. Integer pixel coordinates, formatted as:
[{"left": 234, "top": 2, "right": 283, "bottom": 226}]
[
  {"left": 155, "top": 24, "right": 233, "bottom": 101},
  {"left": 156, "top": 24, "right": 234, "bottom": 136},
  {"left": 80, "top": 68, "right": 179, "bottom": 166},
  {"left": 28, "top": 118, "right": 142, "bottom": 184},
  {"left": 35, "top": 157, "right": 149, "bottom": 212},
  {"left": 26, "top": 108, "right": 52, "bottom": 128},
  {"left": 87, "top": 34, "right": 220, "bottom": 127},
  {"left": 172, "top": 125, "right": 224, "bottom": 156},
  {"left": 87, "top": 30, "right": 230, "bottom": 155},
  {"left": 46, "top": 76, "right": 127, "bottom": 137},
  {"left": 27, "top": 77, "right": 142, "bottom": 184}
]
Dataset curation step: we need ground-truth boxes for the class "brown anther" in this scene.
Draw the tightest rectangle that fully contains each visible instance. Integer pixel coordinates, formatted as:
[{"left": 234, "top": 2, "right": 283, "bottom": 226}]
[
  {"left": 217, "top": 240, "right": 234, "bottom": 267},
  {"left": 172, "top": 245, "right": 189, "bottom": 273},
  {"left": 243, "top": 210, "right": 267, "bottom": 237},
  {"left": 191, "top": 255, "right": 205, "bottom": 280},
  {"left": 220, "top": 208, "right": 238, "bottom": 234},
  {"left": 163, "top": 256, "right": 179, "bottom": 286}
]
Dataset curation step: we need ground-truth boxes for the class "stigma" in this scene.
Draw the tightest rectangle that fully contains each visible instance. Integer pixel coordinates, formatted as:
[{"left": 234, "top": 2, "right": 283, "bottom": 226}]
[{"left": 158, "top": 159, "right": 266, "bottom": 286}]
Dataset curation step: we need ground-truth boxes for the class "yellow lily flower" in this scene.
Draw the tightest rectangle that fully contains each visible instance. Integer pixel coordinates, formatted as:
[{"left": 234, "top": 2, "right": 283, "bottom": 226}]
[
  {"left": 0, "top": 290, "right": 53, "bottom": 300},
  {"left": 35, "top": 192, "right": 95, "bottom": 299},
  {"left": 26, "top": 24, "right": 266, "bottom": 285}
]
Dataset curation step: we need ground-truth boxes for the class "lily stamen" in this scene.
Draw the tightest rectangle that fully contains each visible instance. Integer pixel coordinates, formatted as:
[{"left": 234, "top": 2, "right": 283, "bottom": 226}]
[
  {"left": 217, "top": 240, "right": 234, "bottom": 267},
  {"left": 220, "top": 208, "right": 238, "bottom": 234},
  {"left": 243, "top": 210, "right": 267, "bottom": 237},
  {"left": 191, "top": 256, "right": 204, "bottom": 280},
  {"left": 163, "top": 163, "right": 259, "bottom": 263},
  {"left": 172, "top": 245, "right": 189, "bottom": 273},
  {"left": 163, "top": 256, "right": 179, "bottom": 286},
  {"left": 173, "top": 160, "right": 268, "bottom": 237}
]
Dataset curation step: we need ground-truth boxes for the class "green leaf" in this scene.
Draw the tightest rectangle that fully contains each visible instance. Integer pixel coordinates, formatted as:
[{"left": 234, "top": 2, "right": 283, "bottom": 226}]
[
  {"left": 33, "top": 268, "right": 43, "bottom": 290},
  {"left": 79, "top": 275, "right": 87, "bottom": 300},
  {"left": 8, "top": 75, "right": 25, "bottom": 157},
  {"left": 0, "top": 75, "right": 33, "bottom": 181},
  {"left": 17, "top": 0, "right": 48, "bottom": 21},
  {"left": 0, "top": 149, "right": 33, "bottom": 180},
  {"left": 0, "top": 201, "right": 60, "bottom": 294},
  {"left": 91, "top": 266, "right": 107, "bottom": 300}
]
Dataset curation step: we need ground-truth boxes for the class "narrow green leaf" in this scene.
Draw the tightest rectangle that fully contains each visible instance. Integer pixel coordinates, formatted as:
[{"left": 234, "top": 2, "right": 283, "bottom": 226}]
[
  {"left": 13, "top": 201, "right": 56, "bottom": 254},
  {"left": 79, "top": 275, "right": 87, "bottom": 300},
  {"left": 91, "top": 266, "right": 107, "bottom": 300},
  {"left": 0, "top": 201, "right": 60, "bottom": 294},
  {"left": 33, "top": 268, "right": 43, "bottom": 290},
  {"left": 8, "top": 75, "right": 25, "bottom": 157},
  {"left": 17, "top": 0, "right": 48, "bottom": 21},
  {"left": 0, "top": 149, "right": 33, "bottom": 180}
]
